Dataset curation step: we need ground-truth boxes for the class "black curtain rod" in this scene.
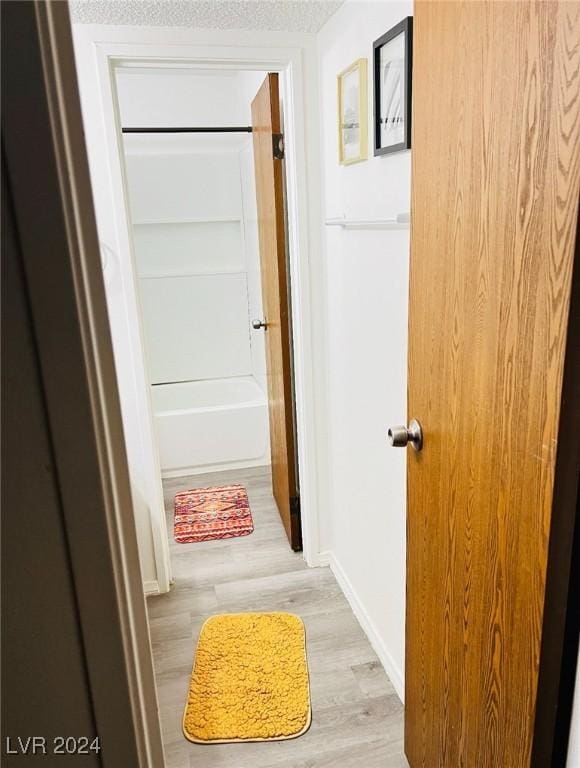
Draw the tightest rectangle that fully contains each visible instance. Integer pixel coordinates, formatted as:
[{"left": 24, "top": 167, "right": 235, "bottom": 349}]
[{"left": 122, "top": 126, "right": 253, "bottom": 134}]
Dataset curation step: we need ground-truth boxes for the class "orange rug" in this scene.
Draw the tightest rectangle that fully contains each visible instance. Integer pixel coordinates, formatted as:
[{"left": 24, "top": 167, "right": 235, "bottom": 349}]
[
  {"left": 174, "top": 484, "right": 253, "bottom": 543},
  {"left": 183, "top": 612, "right": 311, "bottom": 743}
]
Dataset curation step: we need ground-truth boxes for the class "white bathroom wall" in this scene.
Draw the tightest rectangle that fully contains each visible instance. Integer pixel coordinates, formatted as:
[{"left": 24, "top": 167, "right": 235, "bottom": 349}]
[
  {"left": 236, "top": 70, "right": 268, "bottom": 122},
  {"left": 116, "top": 68, "right": 244, "bottom": 127},
  {"left": 317, "top": 0, "right": 413, "bottom": 699}
]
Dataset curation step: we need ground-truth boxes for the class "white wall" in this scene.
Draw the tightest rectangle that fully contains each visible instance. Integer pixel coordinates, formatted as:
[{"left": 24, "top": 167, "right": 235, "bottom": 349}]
[
  {"left": 317, "top": 0, "right": 412, "bottom": 699},
  {"left": 236, "top": 70, "right": 267, "bottom": 123},
  {"left": 116, "top": 68, "right": 246, "bottom": 127}
]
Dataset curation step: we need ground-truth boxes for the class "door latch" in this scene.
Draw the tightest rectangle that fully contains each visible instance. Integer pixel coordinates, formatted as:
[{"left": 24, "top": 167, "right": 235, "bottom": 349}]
[
  {"left": 387, "top": 419, "right": 423, "bottom": 451},
  {"left": 273, "top": 133, "right": 285, "bottom": 160}
]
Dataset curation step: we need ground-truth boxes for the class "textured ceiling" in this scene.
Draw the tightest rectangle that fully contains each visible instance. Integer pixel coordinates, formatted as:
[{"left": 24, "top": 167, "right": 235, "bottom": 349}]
[{"left": 69, "top": 0, "right": 345, "bottom": 33}]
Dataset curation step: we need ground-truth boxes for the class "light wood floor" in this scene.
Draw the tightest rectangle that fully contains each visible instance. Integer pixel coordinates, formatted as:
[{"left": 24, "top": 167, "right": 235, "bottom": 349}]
[{"left": 147, "top": 466, "right": 407, "bottom": 768}]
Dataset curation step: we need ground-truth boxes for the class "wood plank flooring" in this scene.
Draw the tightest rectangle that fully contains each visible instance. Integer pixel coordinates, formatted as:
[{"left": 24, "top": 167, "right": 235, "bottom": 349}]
[{"left": 147, "top": 466, "right": 406, "bottom": 768}]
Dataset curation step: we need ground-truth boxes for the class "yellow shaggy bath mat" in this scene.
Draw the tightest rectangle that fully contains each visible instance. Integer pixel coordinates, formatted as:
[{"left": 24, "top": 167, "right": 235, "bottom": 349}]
[{"left": 183, "top": 612, "right": 311, "bottom": 744}]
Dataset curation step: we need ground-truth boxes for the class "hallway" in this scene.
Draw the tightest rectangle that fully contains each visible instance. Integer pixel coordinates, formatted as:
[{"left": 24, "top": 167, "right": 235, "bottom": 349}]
[{"left": 147, "top": 466, "right": 406, "bottom": 767}]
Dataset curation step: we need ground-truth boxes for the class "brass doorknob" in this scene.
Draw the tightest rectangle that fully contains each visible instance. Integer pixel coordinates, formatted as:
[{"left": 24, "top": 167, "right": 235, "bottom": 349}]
[{"left": 387, "top": 419, "right": 423, "bottom": 451}]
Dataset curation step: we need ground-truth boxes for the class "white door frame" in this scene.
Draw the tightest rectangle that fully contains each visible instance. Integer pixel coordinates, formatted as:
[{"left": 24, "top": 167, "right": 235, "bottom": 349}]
[{"left": 72, "top": 25, "right": 322, "bottom": 573}]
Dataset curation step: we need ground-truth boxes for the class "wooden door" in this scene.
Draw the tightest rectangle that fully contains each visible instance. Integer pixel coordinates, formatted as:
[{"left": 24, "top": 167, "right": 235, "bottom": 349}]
[
  {"left": 406, "top": 3, "right": 580, "bottom": 767},
  {"left": 251, "top": 74, "right": 301, "bottom": 550}
]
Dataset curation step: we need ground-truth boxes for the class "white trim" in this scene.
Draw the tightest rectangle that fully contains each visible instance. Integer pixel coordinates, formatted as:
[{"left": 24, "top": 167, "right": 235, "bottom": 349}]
[
  {"left": 73, "top": 30, "right": 172, "bottom": 596},
  {"left": 109, "top": 68, "right": 173, "bottom": 596},
  {"left": 72, "top": 25, "right": 323, "bottom": 571},
  {"left": 322, "top": 550, "right": 405, "bottom": 703},
  {"left": 318, "top": 549, "right": 332, "bottom": 567},
  {"left": 143, "top": 580, "right": 160, "bottom": 596}
]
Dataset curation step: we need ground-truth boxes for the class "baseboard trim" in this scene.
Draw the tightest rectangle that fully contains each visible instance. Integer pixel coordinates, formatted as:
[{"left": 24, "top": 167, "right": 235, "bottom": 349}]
[
  {"left": 143, "top": 580, "right": 160, "bottom": 596},
  {"left": 318, "top": 550, "right": 332, "bottom": 567},
  {"left": 323, "top": 550, "right": 405, "bottom": 703}
]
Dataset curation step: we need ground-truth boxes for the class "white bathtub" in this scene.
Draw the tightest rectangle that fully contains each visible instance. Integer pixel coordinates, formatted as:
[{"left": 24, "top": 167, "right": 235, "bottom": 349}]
[{"left": 152, "top": 376, "right": 270, "bottom": 477}]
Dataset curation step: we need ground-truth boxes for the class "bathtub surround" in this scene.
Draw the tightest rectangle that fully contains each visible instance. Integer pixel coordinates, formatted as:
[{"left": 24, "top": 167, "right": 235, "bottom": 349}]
[
  {"left": 120, "top": 71, "right": 271, "bottom": 477},
  {"left": 153, "top": 378, "right": 269, "bottom": 476}
]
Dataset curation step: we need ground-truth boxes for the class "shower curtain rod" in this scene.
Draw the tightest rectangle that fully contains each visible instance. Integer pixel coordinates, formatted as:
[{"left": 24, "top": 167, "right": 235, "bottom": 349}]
[{"left": 122, "top": 126, "right": 253, "bottom": 134}]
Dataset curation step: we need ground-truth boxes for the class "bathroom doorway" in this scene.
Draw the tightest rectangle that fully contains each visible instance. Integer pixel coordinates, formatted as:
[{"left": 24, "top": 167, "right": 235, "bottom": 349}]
[
  {"left": 73, "top": 33, "right": 322, "bottom": 594},
  {"left": 117, "top": 65, "right": 301, "bottom": 550}
]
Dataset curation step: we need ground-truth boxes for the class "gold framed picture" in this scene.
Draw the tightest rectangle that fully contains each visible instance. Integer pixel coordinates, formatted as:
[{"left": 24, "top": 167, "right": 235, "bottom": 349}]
[{"left": 338, "top": 58, "right": 368, "bottom": 165}]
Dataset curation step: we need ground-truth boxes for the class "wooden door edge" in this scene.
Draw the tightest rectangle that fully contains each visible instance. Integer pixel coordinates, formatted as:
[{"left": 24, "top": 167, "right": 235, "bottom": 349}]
[
  {"left": 252, "top": 72, "right": 301, "bottom": 550},
  {"left": 290, "top": 495, "right": 303, "bottom": 551}
]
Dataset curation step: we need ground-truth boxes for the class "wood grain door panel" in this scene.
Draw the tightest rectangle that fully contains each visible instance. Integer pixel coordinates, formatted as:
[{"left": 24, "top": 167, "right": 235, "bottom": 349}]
[
  {"left": 406, "top": 2, "right": 580, "bottom": 767},
  {"left": 251, "top": 74, "right": 300, "bottom": 550}
]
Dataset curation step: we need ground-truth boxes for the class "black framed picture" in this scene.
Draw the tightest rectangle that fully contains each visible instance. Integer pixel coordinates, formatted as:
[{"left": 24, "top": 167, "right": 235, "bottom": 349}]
[{"left": 373, "top": 17, "right": 413, "bottom": 156}]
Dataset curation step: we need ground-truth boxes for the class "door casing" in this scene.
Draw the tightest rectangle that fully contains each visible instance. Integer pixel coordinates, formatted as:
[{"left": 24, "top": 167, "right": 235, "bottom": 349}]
[
  {"left": 2, "top": 2, "right": 165, "bottom": 764},
  {"left": 72, "top": 26, "right": 325, "bottom": 569}
]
